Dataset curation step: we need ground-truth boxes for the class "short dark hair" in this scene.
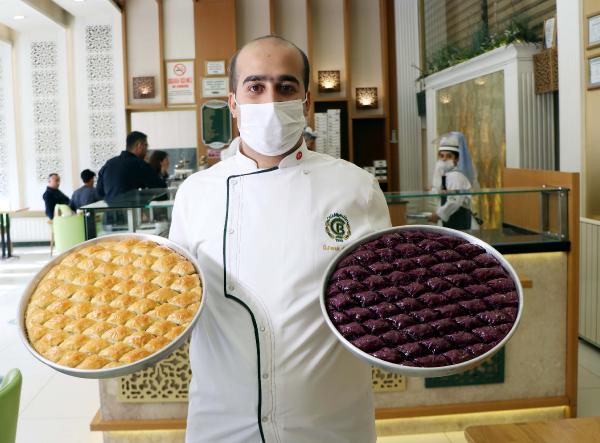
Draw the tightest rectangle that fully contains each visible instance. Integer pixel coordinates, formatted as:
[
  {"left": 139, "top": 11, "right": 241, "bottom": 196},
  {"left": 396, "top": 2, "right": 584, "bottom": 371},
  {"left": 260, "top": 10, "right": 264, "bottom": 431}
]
[
  {"left": 48, "top": 173, "right": 58, "bottom": 179},
  {"left": 126, "top": 131, "right": 147, "bottom": 151},
  {"left": 80, "top": 169, "right": 96, "bottom": 183},
  {"left": 229, "top": 35, "right": 310, "bottom": 94}
]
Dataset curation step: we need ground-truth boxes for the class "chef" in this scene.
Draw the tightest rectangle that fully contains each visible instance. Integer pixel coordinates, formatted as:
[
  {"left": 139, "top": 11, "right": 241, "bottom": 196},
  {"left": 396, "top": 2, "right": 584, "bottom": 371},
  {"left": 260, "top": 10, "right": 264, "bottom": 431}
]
[
  {"left": 169, "top": 35, "right": 390, "bottom": 443},
  {"left": 428, "top": 132, "right": 478, "bottom": 230}
]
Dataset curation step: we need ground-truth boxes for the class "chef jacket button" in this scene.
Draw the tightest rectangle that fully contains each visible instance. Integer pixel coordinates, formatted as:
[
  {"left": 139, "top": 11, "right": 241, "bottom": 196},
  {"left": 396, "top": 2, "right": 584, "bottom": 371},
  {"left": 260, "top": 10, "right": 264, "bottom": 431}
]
[
  {"left": 259, "top": 326, "right": 265, "bottom": 332},
  {"left": 262, "top": 373, "right": 269, "bottom": 379},
  {"left": 230, "top": 178, "right": 238, "bottom": 185},
  {"left": 262, "top": 416, "right": 268, "bottom": 423},
  {"left": 302, "top": 170, "right": 310, "bottom": 175},
  {"left": 227, "top": 228, "right": 234, "bottom": 234},
  {"left": 227, "top": 284, "right": 235, "bottom": 291}
]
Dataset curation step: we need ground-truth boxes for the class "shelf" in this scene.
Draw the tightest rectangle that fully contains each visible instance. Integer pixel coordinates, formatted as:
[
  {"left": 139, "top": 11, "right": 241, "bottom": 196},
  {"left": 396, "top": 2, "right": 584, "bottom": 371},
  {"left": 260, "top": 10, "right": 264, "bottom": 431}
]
[
  {"left": 313, "top": 96, "right": 348, "bottom": 102},
  {"left": 352, "top": 114, "right": 386, "bottom": 120}
]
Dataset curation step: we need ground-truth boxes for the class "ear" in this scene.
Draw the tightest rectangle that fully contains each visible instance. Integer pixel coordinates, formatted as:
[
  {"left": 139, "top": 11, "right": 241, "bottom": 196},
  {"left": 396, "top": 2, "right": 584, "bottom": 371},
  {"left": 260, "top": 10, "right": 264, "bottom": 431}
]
[
  {"left": 228, "top": 92, "right": 237, "bottom": 119},
  {"left": 303, "top": 90, "right": 311, "bottom": 118}
]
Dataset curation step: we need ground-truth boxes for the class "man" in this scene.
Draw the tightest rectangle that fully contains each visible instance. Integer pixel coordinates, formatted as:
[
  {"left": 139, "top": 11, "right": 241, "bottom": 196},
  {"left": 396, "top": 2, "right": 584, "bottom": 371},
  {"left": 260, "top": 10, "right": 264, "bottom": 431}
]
[
  {"left": 96, "top": 131, "right": 166, "bottom": 203},
  {"left": 169, "top": 36, "right": 390, "bottom": 443},
  {"left": 42, "top": 173, "right": 72, "bottom": 219},
  {"left": 71, "top": 169, "right": 100, "bottom": 210}
]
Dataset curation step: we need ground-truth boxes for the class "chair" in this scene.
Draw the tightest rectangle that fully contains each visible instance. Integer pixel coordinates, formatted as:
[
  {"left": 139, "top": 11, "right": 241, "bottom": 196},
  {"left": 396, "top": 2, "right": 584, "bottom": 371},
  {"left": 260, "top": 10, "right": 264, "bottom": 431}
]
[
  {"left": 0, "top": 369, "right": 22, "bottom": 443},
  {"left": 52, "top": 204, "right": 86, "bottom": 255}
]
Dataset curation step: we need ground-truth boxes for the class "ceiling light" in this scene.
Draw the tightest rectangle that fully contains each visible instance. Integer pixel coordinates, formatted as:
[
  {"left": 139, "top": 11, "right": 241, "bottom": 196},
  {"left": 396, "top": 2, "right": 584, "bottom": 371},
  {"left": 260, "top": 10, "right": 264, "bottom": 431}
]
[{"left": 14, "top": 15, "right": 25, "bottom": 20}]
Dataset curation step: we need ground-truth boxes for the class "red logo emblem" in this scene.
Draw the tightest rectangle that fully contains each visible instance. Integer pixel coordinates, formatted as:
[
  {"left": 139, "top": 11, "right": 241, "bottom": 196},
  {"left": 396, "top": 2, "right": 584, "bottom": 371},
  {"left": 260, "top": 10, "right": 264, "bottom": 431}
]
[{"left": 296, "top": 151, "right": 303, "bottom": 160}]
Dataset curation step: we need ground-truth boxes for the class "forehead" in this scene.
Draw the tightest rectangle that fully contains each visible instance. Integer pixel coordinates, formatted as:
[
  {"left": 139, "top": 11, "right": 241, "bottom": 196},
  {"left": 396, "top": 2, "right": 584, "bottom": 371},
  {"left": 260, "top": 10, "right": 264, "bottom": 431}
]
[{"left": 235, "top": 40, "right": 304, "bottom": 84}]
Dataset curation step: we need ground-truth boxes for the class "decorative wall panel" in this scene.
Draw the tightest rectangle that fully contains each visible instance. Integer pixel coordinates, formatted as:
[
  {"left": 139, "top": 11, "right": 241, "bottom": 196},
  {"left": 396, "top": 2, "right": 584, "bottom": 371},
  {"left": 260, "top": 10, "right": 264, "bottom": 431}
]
[
  {"left": 86, "top": 25, "right": 118, "bottom": 171},
  {"left": 115, "top": 342, "right": 406, "bottom": 402},
  {"left": 30, "top": 41, "right": 62, "bottom": 181}
]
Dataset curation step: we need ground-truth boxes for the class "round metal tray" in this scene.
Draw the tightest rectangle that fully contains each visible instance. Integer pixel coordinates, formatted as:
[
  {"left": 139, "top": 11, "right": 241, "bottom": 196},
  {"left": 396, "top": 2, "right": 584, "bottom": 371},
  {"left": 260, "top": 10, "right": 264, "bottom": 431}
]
[
  {"left": 320, "top": 225, "right": 524, "bottom": 378},
  {"left": 18, "top": 233, "right": 206, "bottom": 379}
]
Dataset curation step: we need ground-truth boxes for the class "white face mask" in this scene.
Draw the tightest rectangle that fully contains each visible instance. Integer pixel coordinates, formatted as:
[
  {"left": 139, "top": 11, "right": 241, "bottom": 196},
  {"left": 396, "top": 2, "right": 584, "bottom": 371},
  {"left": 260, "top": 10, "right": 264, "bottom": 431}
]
[
  {"left": 436, "top": 159, "right": 455, "bottom": 174},
  {"left": 234, "top": 95, "right": 307, "bottom": 156}
]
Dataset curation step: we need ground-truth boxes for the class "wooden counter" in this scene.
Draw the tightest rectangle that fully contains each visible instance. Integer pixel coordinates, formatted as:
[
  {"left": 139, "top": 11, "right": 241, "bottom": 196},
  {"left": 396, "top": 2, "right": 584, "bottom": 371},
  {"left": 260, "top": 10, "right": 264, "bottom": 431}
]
[{"left": 465, "top": 417, "right": 600, "bottom": 443}]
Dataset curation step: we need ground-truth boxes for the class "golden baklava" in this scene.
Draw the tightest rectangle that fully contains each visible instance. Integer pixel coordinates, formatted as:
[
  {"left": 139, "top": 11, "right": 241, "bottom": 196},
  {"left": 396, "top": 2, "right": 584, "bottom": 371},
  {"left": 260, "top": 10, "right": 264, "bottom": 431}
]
[{"left": 25, "top": 238, "right": 202, "bottom": 370}]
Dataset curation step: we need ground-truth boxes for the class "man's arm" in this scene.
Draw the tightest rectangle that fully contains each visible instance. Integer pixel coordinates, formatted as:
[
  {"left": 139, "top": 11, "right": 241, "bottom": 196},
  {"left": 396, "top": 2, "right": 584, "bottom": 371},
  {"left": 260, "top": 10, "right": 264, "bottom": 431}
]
[
  {"left": 96, "top": 167, "right": 105, "bottom": 198},
  {"left": 42, "top": 192, "right": 53, "bottom": 219}
]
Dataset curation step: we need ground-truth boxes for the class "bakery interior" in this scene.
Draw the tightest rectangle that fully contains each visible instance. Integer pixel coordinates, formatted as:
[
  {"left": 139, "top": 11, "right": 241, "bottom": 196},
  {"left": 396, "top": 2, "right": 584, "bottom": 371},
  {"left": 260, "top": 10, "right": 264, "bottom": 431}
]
[{"left": 1, "top": 0, "right": 600, "bottom": 442}]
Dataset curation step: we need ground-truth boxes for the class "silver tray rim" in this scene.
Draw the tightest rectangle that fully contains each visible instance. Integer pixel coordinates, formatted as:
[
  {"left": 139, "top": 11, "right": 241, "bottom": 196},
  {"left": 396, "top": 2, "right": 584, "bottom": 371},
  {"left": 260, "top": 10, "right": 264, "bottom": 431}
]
[
  {"left": 17, "top": 233, "right": 205, "bottom": 379},
  {"left": 319, "top": 225, "right": 524, "bottom": 378}
]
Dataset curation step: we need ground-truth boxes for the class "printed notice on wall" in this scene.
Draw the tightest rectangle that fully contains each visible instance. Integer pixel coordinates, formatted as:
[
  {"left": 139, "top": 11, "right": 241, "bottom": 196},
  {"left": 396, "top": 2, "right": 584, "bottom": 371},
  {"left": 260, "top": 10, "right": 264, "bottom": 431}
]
[
  {"left": 166, "top": 60, "right": 195, "bottom": 105},
  {"left": 202, "top": 77, "right": 229, "bottom": 98}
]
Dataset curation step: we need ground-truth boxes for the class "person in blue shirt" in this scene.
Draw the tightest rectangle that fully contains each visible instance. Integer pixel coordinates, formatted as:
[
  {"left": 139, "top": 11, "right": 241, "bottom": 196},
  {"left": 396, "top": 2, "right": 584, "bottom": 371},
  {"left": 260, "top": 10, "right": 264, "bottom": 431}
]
[
  {"left": 71, "top": 169, "right": 100, "bottom": 210},
  {"left": 96, "top": 131, "right": 166, "bottom": 203}
]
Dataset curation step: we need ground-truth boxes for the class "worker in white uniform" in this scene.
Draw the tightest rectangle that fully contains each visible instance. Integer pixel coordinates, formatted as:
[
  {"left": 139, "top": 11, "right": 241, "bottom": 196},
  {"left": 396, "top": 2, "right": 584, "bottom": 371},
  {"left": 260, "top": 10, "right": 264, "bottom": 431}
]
[
  {"left": 428, "top": 132, "right": 478, "bottom": 230},
  {"left": 169, "top": 35, "right": 391, "bottom": 443}
]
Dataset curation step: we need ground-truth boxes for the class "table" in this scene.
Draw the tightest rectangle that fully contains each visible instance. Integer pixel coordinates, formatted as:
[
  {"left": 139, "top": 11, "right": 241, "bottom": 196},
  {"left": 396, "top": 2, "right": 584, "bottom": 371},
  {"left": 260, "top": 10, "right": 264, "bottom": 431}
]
[
  {"left": 465, "top": 417, "right": 600, "bottom": 443},
  {"left": 0, "top": 208, "right": 28, "bottom": 259},
  {"left": 80, "top": 189, "right": 169, "bottom": 239}
]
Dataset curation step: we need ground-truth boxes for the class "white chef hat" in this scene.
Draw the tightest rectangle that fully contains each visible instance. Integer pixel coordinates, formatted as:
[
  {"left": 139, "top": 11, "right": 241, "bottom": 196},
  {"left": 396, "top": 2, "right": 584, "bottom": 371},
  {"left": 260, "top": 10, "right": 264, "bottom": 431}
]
[{"left": 437, "top": 133, "right": 460, "bottom": 154}]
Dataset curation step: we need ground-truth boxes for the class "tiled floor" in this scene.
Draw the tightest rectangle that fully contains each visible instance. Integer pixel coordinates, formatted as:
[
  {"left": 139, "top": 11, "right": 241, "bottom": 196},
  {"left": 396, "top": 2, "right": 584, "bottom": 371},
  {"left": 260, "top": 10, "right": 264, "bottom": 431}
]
[{"left": 2, "top": 246, "right": 600, "bottom": 443}]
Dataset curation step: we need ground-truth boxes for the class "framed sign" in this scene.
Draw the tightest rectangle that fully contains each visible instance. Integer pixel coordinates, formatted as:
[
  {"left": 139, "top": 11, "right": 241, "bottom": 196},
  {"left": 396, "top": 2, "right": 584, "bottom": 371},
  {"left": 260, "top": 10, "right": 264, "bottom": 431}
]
[
  {"left": 200, "top": 100, "right": 232, "bottom": 149},
  {"left": 202, "top": 77, "right": 229, "bottom": 98},
  {"left": 205, "top": 60, "right": 226, "bottom": 76},
  {"left": 588, "top": 55, "right": 600, "bottom": 90},
  {"left": 587, "top": 12, "right": 600, "bottom": 50},
  {"left": 544, "top": 17, "right": 556, "bottom": 49},
  {"left": 166, "top": 59, "right": 195, "bottom": 105}
]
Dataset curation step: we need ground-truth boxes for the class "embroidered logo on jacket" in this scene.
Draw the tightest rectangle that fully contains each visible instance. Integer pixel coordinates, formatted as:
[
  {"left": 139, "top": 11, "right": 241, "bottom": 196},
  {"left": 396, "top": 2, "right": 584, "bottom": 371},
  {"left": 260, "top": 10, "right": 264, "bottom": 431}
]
[{"left": 325, "top": 213, "right": 351, "bottom": 242}]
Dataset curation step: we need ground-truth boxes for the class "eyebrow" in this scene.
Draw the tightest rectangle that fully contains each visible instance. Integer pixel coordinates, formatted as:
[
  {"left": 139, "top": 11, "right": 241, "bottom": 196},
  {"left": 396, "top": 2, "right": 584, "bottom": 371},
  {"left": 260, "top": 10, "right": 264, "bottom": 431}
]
[{"left": 242, "top": 75, "right": 300, "bottom": 86}]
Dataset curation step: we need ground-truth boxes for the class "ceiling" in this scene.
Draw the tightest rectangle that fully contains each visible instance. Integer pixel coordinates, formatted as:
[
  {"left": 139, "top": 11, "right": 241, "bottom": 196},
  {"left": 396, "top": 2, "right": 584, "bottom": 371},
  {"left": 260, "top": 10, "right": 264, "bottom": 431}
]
[{"left": 0, "top": 0, "right": 119, "bottom": 33}]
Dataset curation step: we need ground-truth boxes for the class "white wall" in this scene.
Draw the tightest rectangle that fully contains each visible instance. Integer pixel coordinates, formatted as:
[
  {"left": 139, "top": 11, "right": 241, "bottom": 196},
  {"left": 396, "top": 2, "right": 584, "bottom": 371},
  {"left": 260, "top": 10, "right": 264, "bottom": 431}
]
[
  {"left": 164, "top": 0, "right": 195, "bottom": 60},
  {"left": 131, "top": 110, "right": 197, "bottom": 149},
  {"left": 394, "top": 0, "right": 422, "bottom": 191},
  {"left": 126, "top": 0, "right": 161, "bottom": 105},
  {"left": 349, "top": 0, "right": 383, "bottom": 115},
  {"left": 557, "top": 0, "right": 583, "bottom": 174},
  {"left": 273, "top": 0, "right": 308, "bottom": 54},
  {"left": 312, "top": 0, "right": 346, "bottom": 99},
  {"left": 0, "top": 40, "right": 18, "bottom": 208},
  {"left": 235, "top": 0, "right": 270, "bottom": 47}
]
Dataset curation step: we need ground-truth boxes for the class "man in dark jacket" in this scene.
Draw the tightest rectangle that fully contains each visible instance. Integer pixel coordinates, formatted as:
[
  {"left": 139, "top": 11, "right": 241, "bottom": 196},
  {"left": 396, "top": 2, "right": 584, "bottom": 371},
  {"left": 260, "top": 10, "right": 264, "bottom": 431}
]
[
  {"left": 97, "top": 131, "right": 166, "bottom": 203},
  {"left": 42, "top": 173, "right": 73, "bottom": 219}
]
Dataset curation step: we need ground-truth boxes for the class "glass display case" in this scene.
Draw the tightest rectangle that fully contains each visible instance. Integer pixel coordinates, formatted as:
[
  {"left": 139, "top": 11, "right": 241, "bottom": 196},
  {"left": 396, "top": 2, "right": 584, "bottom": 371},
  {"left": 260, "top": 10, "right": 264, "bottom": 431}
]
[
  {"left": 385, "top": 186, "right": 570, "bottom": 254},
  {"left": 80, "top": 188, "right": 176, "bottom": 240}
]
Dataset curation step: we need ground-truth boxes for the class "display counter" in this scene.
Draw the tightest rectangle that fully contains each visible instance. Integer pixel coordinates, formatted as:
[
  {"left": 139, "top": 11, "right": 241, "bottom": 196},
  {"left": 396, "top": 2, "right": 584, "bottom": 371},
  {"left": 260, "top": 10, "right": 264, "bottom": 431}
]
[
  {"left": 90, "top": 168, "right": 580, "bottom": 441},
  {"left": 81, "top": 188, "right": 175, "bottom": 239}
]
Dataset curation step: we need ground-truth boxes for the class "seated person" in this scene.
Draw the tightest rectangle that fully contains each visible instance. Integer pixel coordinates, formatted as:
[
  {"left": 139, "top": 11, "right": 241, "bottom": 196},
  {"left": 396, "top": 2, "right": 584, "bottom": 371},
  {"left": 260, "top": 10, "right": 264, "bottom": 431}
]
[
  {"left": 43, "top": 173, "right": 73, "bottom": 220},
  {"left": 96, "top": 131, "right": 166, "bottom": 203},
  {"left": 71, "top": 169, "right": 100, "bottom": 209}
]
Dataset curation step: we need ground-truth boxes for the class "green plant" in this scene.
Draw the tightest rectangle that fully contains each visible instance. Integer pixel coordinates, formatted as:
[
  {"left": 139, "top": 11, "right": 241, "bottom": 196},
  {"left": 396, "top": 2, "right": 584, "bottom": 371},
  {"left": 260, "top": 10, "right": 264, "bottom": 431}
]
[{"left": 416, "top": 17, "right": 542, "bottom": 80}]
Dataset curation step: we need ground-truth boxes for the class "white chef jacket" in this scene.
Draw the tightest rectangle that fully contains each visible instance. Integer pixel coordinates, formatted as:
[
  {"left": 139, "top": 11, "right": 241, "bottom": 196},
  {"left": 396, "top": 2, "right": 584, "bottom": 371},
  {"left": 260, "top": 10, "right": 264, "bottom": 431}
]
[
  {"left": 169, "top": 142, "right": 391, "bottom": 443},
  {"left": 435, "top": 169, "right": 472, "bottom": 223}
]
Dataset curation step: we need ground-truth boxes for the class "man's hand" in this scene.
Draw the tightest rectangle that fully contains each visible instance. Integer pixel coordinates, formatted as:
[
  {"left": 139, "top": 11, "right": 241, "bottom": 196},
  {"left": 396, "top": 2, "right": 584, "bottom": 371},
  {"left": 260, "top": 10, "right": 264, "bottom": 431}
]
[{"left": 428, "top": 212, "right": 440, "bottom": 223}]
